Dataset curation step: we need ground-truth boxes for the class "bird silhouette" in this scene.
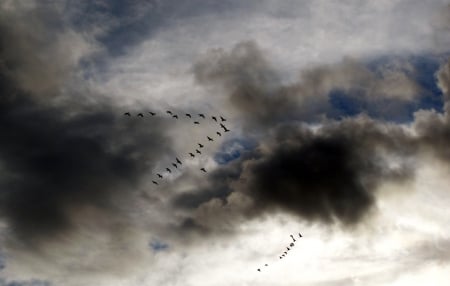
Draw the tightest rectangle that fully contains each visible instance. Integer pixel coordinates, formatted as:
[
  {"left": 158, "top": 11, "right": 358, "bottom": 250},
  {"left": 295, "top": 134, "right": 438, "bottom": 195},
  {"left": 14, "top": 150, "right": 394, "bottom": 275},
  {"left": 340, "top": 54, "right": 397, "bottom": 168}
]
[
  {"left": 124, "top": 112, "right": 131, "bottom": 116},
  {"left": 137, "top": 113, "right": 144, "bottom": 117},
  {"left": 198, "top": 143, "right": 204, "bottom": 148},
  {"left": 287, "top": 247, "right": 290, "bottom": 251},
  {"left": 290, "top": 234, "right": 296, "bottom": 242},
  {"left": 284, "top": 252, "right": 287, "bottom": 255},
  {"left": 207, "top": 136, "right": 213, "bottom": 141},
  {"left": 220, "top": 116, "right": 226, "bottom": 121},
  {"left": 166, "top": 168, "right": 171, "bottom": 173},
  {"left": 152, "top": 180, "right": 158, "bottom": 185},
  {"left": 223, "top": 127, "right": 230, "bottom": 132},
  {"left": 290, "top": 243, "right": 294, "bottom": 247},
  {"left": 257, "top": 269, "right": 261, "bottom": 272},
  {"left": 176, "top": 157, "right": 182, "bottom": 165},
  {"left": 200, "top": 168, "right": 206, "bottom": 172},
  {"left": 149, "top": 112, "right": 156, "bottom": 116},
  {"left": 279, "top": 256, "right": 283, "bottom": 259},
  {"left": 212, "top": 116, "right": 217, "bottom": 122},
  {"left": 198, "top": 113, "right": 205, "bottom": 118},
  {"left": 299, "top": 233, "right": 303, "bottom": 238},
  {"left": 186, "top": 113, "right": 192, "bottom": 118},
  {"left": 194, "top": 121, "right": 200, "bottom": 124},
  {"left": 216, "top": 132, "right": 221, "bottom": 136},
  {"left": 265, "top": 264, "right": 268, "bottom": 267},
  {"left": 157, "top": 173, "right": 163, "bottom": 178},
  {"left": 220, "top": 123, "right": 226, "bottom": 129},
  {"left": 189, "top": 152, "right": 195, "bottom": 158},
  {"left": 166, "top": 110, "right": 172, "bottom": 115},
  {"left": 196, "top": 149, "right": 201, "bottom": 154},
  {"left": 173, "top": 114, "right": 178, "bottom": 119},
  {"left": 172, "top": 163, "right": 178, "bottom": 168}
]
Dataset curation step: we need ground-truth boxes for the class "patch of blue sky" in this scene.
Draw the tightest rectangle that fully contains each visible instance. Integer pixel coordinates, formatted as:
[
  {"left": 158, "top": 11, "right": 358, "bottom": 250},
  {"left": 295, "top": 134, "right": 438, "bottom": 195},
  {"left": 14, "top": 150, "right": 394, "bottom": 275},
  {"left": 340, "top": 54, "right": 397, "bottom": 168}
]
[
  {"left": 149, "top": 239, "right": 169, "bottom": 253},
  {"left": 214, "top": 137, "right": 258, "bottom": 165}
]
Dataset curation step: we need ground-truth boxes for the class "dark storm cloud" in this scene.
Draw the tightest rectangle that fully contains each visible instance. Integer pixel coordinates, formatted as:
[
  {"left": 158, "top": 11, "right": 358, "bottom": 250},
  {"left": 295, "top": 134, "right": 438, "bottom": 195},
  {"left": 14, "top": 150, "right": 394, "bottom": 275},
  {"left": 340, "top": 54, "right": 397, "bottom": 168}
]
[
  {"left": 188, "top": 42, "right": 450, "bottom": 228},
  {"left": 0, "top": 5, "right": 171, "bottom": 248}
]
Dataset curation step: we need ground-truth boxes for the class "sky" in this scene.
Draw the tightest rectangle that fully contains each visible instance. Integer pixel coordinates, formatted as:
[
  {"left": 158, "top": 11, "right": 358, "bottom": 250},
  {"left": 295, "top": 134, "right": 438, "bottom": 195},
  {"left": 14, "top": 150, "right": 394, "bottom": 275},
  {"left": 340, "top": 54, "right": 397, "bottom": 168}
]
[{"left": 1, "top": 0, "right": 450, "bottom": 285}]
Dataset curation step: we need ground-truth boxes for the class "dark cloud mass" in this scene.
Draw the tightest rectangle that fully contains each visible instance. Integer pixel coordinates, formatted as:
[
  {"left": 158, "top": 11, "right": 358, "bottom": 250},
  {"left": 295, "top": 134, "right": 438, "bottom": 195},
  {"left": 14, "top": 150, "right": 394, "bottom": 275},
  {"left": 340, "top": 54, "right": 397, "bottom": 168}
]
[
  {"left": 189, "top": 42, "right": 450, "bottom": 228},
  {"left": 0, "top": 6, "right": 170, "bottom": 248}
]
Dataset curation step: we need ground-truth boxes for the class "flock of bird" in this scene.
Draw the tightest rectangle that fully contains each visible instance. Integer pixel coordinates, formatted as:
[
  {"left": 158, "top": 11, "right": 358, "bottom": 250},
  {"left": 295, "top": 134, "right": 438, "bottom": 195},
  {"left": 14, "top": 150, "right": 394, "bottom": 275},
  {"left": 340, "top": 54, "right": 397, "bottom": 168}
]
[
  {"left": 124, "top": 110, "right": 231, "bottom": 186},
  {"left": 257, "top": 233, "right": 303, "bottom": 272}
]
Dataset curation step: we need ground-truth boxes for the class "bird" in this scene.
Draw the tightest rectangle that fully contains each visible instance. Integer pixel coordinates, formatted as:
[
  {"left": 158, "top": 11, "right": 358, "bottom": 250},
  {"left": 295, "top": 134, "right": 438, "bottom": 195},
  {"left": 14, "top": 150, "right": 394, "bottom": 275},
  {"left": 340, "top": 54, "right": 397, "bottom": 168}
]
[
  {"left": 220, "top": 123, "right": 226, "bottom": 129},
  {"left": 299, "top": 233, "right": 303, "bottom": 238},
  {"left": 290, "top": 242, "right": 294, "bottom": 247},
  {"left": 152, "top": 180, "right": 158, "bottom": 185},
  {"left": 189, "top": 152, "right": 195, "bottom": 158},
  {"left": 172, "top": 114, "right": 178, "bottom": 119},
  {"left": 176, "top": 157, "right": 182, "bottom": 165},
  {"left": 196, "top": 149, "right": 201, "bottom": 154},
  {"left": 287, "top": 247, "right": 290, "bottom": 251},
  {"left": 198, "top": 143, "right": 204, "bottom": 148},
  {"left": 198, "top": 113, "right": 205, "bottom": 119},
  {"left": 212, "top": 116, "right": 217, "bottom": 122},
  {"left": 220, "top": 116, "right": 226, "bottom": 121},
  {"left": 186, "top": 113, "right": 192, "bottom": 118},
  {"left": 284, "top": 252, "right": 287, "bottom": 255},
  {"left": 279, "top": 256, "right": 282, "bottom": 259},
  {"left": 257, "top": 269, "right": 261, "bottom": 272},
  {"left": 223, "top": 127, "right": 230, "bottom": 132},
  {"left": 124, "top": 112, "right": 131, "bottom": 116},
  {"left": 290, "top": 234, "right": 296, "bottom": 242},
  {"left": 137, "top": 113, "right": 144, "bottom": 117},
  {"left": 149, "top": 112, "right": 156, "bottom": 116},
  {"left": 200, "top": 168, "right": 206, "bottom": 172},
  {"left": 265, "top": 264, "right": 268, "bottom": 267},
  {"left": 172, "top": 163, "right": 178, "bottom": 169},
  {"left": 207, "top": 136, "right": 213, "bottom": 141},
  {"left": 216, "top": 132, "right": 221, "bottom": 136},
  {"left": 166, "top": 110, "right": 172, "bottom": 115},
  {"left": 166, "top": 168, "right": 171, "bottom": 173},
  {"left": 157, "top": 173, "right": 163, "bottom": 178},
  {"left": 194, "top": 121, "right": 200, "bottom": 125}
]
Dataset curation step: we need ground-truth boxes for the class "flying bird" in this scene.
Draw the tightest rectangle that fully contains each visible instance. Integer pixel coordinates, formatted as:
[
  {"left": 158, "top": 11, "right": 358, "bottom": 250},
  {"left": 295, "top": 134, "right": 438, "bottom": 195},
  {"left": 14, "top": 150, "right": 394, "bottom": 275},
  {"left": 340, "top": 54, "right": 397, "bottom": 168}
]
[
  {"left": 157, "top": 173, "right": 163, "bottom": 178},
  {"left": 207, "top": 136, "right": 213, "bottom": 141},
  {"left": 198, "top": 113, "right": 205, "bottom": 118},
  {"left": 166, "top": 110, "right": 172, "bottom": 115},
  {"left": 287, "top": 247, "right": 290, "bottom": 251},
  {"left": 200, "top": 168, "right": 206, "bottom": 172},
  {"left": 290, "top": 243, "right": 294, "bottom": 247},
  {"left": 124, "top": 112, "right": 131, "bottom": 116},
  {"left": 212, "top": 116, "right": 217, "bottom": 122},
  {"left": 220, "top": 116, "right": 226, "bottom": 121},
  {"left": 220, "top": 123, "right": 226, "bottom": 129},
  {"left": 152, "top": 181, "right": 158, "bottom": 185},
  {"left": 196, "top": 149, "right": 201, "bottom": 154},
  {"left": 189, "top": 152, "right": 195, "bottom": 158},
  {"left": 198, "top": 143, "right": 204, "bottom": 148},
  {"left": 257, "top": 269, "right": 261, "bottom": 272},
  {"left": 284, "top": 252, "right": 287, "bottom": 255},
  {"left": 290, "top": 234, "right": 296, "bottom": 242},
  {"left": 137, "top": 113, "right": 144, "bottom": 117},
  {"left": 194, "top": 121, "right": 200, "bottom": 124},
  {"left": 149, "top": 112, "right": 156, "bottom": 116},
  {"left": 216, "top": 132, "right": 221, "bottom": 136},
  {"left": 172, "top": 163, "right": 178, "bottom": 169},
  {"left": 166, "top": 168, "right": 171, "bottom": 173},
  {"left": 223, "top": 127, "right": 230, "bottom": 132},
  {"left": 265, "top": 264, "right": 268, "bottom": 267},
  {"left": 299, "top": 233, "right": 303, "bottom": 238},
  {"left": 176, "top": 157, "right": 182, "bottom": 165},
  {"left": 172, "top": 114, "right": 178, "bottom": 119},
  {"left": 186, "top": 113, "right": 192, "bottom": 118}
]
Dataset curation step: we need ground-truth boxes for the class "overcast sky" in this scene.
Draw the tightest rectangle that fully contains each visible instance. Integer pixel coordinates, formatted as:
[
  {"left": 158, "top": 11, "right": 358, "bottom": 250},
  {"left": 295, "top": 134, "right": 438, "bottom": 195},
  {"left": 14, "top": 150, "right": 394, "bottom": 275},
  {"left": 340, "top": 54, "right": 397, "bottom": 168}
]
[{"left": 1, "top": 1, "right": 450, "bottom": 285}]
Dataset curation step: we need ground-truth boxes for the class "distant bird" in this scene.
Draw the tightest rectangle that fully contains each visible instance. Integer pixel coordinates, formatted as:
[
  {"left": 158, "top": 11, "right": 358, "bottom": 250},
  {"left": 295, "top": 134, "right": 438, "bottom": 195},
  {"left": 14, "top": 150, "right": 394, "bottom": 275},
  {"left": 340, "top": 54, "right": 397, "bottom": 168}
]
[
  {"left": 152, "top": 180, "right": 158, "bottom": 185},
  {"left": 200, "top": 167, "right": 206, "bottom": 172},
  {"left": 186, "top": 113, "right": 192, "bottom": 118},
  {"left": 166, "top": 110, "right": 172, "bottom": 115},
  {"left": 196, "top": 149, "right": 201, "bottom": 154},
  {"left": 166, "top": 168, "right": 171, "bottom": 173},
  {"left": 198, "top": 143, "right": 204, "bottom": 148},
  {"left": 198, "top": 113, "right": 205, "bottom": 118},
  {"left": 172, "top": 114, "right": 178, "bottom": 119},
  {"left": 172, "top": 163, "right": 178, "bottom": 169},
  {"left": 137, "top": 113, "right": 144, "bottom": 117},
  {"left": 216, "top": 132, "right": 221, "bottom": 136},
  {"left": 220, "top": 123, "right": 226, "bottom": 129},
  {"left": 299, "top": 233, "right": 303, "bottom": 238},
  {"left": 176, "top": 157, "right": 182, "bottom": 165},
  {"left": 124, "top": 112, "right": 131, "bottom": 116},
  {"left": 207, "top": 136, "right": 213, "bottom": 141},
  {"left": 194, "top": 121, "right": 200, "bottom": 124},
  {"left": 212, "top": 116, "right": 217, "bottom": 122},
  {"left": 220, "top": 116, "right": 226, "bottom": 121},
  {"left": 279, "top": 256, "right": 283, "bottom": 259},
  {"left": 223, "top": 127, "right": 230, "bottom": 132},
  {"left": 149, "top": 112, "right": 156, "bottom": 116},
  {"left": 189, "top": 152, "right": 195, "bottom": 158},
  {"left": 290, "top": 234, "right": 296, "bottom": 242},
  {"left": 287, "top": 247, "right": 290, "bottom": 251},
  {"left": 257, "top": 269, "right": 261, "bottom": 272},
  {"left": 290, "top": 243, "right": 294, "bottom": 247},
  {"left": 265, "top": 264, "right": 268, "bottom": 267},
  {"left": 157, "top": 173, "right": 163, "bottom": 178},
  {"left": 284, "top": 252, "right": 287, "bottom": 255}
]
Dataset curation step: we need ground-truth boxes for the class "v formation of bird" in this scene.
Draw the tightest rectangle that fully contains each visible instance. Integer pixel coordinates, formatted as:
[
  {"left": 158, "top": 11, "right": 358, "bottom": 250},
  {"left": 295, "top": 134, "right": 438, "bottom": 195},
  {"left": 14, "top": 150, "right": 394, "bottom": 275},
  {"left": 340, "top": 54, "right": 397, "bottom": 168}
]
[
  {"left": 257, "top": 233, "right": 303, "bottom": 272},
  {"left": 123, "top": 110, "right": 230, "bottom": 185}
]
